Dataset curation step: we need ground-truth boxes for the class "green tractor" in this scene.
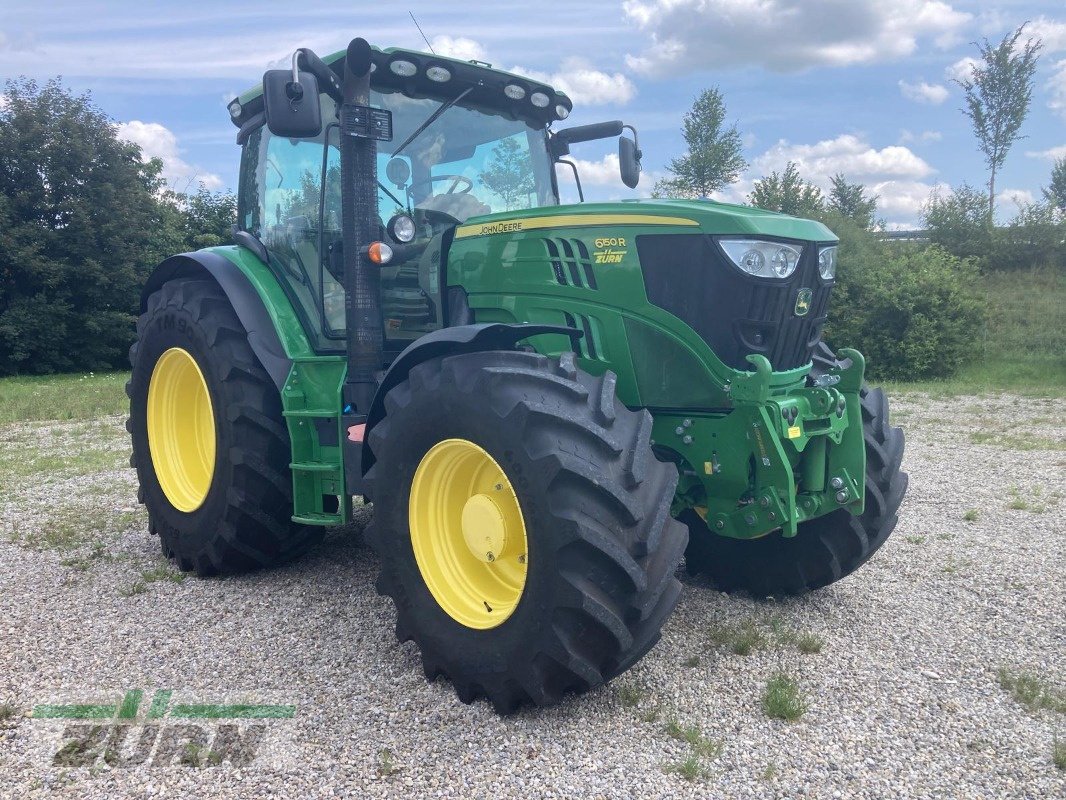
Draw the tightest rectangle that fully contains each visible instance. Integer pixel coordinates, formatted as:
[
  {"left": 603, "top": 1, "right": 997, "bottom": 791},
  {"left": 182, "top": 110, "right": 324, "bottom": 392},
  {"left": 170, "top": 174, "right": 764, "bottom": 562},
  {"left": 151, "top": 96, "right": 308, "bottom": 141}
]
[{"left": 127, "top": 39, "right": 906, "bottom": 712}]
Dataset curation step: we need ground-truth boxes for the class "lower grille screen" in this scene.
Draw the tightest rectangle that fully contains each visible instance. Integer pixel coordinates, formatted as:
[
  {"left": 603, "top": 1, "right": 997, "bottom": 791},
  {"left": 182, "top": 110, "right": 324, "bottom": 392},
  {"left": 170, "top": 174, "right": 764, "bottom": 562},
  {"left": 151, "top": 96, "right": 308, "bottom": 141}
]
[{"left": 636, "top": 234, "right": 832, "bottom": 371}]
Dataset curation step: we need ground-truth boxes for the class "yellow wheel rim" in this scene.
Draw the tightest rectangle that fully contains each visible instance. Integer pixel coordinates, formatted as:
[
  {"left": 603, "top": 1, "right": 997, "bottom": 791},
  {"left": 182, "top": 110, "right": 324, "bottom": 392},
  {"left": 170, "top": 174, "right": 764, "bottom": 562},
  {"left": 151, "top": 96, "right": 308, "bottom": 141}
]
[
  {"left": 409, "top": 439, "right": 528, "bottom": 629},
  {"left": 147, "top": 347, "right": 217, "bottom": 513}
]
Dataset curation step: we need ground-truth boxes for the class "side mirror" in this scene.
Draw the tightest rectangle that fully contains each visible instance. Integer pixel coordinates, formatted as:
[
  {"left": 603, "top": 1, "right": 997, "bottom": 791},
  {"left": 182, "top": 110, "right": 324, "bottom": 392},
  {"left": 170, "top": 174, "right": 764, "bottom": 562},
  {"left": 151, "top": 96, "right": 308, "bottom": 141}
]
[
  {"left": 619, "top": 134, "right": 641, "bottom": 189},
  {"left": 263, "top": 69, "right": 322, "bottom": 138}
]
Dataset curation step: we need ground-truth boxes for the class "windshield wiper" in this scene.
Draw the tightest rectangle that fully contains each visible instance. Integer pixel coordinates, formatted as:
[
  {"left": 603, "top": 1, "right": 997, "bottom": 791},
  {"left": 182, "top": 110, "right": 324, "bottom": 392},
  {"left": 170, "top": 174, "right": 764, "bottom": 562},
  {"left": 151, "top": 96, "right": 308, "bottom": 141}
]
[{"left": 391, "top": 87, "right": 473, "bottom": 158}]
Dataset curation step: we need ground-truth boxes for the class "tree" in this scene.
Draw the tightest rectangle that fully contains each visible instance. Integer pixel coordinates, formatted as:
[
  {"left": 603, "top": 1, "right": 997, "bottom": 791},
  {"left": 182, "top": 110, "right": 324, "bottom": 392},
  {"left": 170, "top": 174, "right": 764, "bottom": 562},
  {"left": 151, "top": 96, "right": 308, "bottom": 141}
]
[
  {"left": 921, "top": 184, "right": 992, "bottom": 263},
  {"left": 179, "top": 184, "right": 237, "bottom": 250},
  {"left": 653, "top": 88, "right": 747, "bottom": 198},
  {"left": 954, "top": 24, "right": 1042, "bottom": 219},
  {"left": 478, "top": 137, "right": 535, "bottom": 210},
  {"left": 0, "top": 77, "right": 179, "bottom": 375},
  {"left": 826, "top": 174, "right": 878, "bottom": 229},
  {"left": 1043, "top": 157, "right": 1066, "bottom": 214},
  {"left": 748, "top": 162, "right": 824, "bottom": 217}
]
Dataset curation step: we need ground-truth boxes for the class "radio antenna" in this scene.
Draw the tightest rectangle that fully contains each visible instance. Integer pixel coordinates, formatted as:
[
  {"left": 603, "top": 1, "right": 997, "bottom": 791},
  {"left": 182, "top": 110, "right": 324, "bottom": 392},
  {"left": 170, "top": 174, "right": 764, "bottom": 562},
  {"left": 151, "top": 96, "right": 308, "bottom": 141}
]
[{"left": 409, "top": 11, "right": 435, "bottom": 54}]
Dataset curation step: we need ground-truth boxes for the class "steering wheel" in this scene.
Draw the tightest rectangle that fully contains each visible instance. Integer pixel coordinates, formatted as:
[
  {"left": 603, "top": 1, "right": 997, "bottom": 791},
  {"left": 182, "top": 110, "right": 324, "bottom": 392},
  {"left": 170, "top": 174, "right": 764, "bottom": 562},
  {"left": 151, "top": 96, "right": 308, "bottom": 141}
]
[{"left": 407, "top": 174, "right": 473, "bottom": 196}]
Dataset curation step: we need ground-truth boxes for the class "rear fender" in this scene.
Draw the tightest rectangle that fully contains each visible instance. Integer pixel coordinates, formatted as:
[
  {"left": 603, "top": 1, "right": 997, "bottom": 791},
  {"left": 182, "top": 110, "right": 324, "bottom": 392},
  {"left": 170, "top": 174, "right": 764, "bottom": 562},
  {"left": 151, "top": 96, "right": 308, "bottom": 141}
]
[{"left": 141, "top": 249, "right": 295, "bottom": 390}]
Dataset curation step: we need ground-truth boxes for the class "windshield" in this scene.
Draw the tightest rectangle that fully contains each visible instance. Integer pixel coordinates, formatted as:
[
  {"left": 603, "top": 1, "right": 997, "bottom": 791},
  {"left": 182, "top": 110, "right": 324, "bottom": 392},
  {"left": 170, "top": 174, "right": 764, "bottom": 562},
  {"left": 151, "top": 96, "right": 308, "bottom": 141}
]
[{"left": 372, "top": 90, "right": 558, "bottom": 222}]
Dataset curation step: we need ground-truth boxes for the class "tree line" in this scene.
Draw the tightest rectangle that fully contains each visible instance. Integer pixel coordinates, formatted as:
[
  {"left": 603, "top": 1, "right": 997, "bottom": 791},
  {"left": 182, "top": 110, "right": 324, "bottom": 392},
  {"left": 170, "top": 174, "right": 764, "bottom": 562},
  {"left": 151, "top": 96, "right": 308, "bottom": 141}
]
[
  {"left": 0, "top": 78, "right": 236, "bottom": 376},
  {"left": 652, "top": 22, "right": 1063, "bottom": 380}
]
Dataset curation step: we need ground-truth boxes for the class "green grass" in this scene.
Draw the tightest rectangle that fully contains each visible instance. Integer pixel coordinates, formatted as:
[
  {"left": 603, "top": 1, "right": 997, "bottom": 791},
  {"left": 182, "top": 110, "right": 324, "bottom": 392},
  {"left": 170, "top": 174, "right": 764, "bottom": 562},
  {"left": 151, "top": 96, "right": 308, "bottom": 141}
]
[
  {"left": 963, "top": 509, "right": 979, "bottom": 522},
  {"left": 119, "top": 580, "right": 148, "bottom": 597},
  {"left": 709, "top": 616, "right": 825, "bottom": 657},
  {"left": 0, "top": 372, "right": 129, "bottom": 425},
  {"left": 796, "top": 633, "right": 824, "bottom": 654},
  {"left": 760, "top": 763, "right": 779, "bottom": 781},
  {"left": 682, "top": 655, "right": 700, "bottom": 668},
  {"left": 663, "top": 718, "right": 723, "bottom": 758},
  {"left": 762, "top": 672, "right": 807, "bottom": 721},
  {"left": 0, "top": 703, "right": 17, "bottom": 722},
  {"left": 708, "top": 621, "right": 766, "bottom": 655},
  {"left": 617, "top": 684, "right": 646, "bottom": 708},
  {"left": 140, "top": 564, "right": 187, "bottom": 584},
  {"left": 0, "top": 420, "right": 129, "bottom": 483},
  {"left": 997, "top": 668, "right": 1066, "bottom": 714},
  {"left": 378, "top": 748, "right": 401, "bottom": 777},
  {"left": 663, "top": 754, "right": 707, "bottom": 781},
  {"left": 1054, "top": 738, "right": 1066, "bottom": 771},
  {"left": 9, "top": 507, "right": 137, "bottom": 553},
  {"left": 180, "top": 741, "right": 222, "bottom": 768}
]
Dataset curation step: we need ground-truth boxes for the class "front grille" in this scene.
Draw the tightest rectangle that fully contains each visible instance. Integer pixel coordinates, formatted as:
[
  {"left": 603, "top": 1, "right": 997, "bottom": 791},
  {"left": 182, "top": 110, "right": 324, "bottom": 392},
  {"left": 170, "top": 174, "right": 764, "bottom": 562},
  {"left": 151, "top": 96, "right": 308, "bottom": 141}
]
[{"left": 636, "top": 234, "right": 833, "bottom": 371}]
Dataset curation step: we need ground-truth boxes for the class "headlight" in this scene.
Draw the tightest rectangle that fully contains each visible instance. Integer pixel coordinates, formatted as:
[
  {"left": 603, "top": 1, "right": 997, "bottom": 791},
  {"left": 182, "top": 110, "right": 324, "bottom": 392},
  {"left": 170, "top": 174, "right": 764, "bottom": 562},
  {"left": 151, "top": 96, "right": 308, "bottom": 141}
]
[
  {"left": 387, "top": 213, "right": 416, "bottom": 243},
  {"left": 389, "top": 59, "right": 418, "bottom": 77},
  {"left": 719, "top": 240, "right": 802, "bottom": 279},
  {"left": 818, "top": 245, "right": 837, "bottom": 280}
]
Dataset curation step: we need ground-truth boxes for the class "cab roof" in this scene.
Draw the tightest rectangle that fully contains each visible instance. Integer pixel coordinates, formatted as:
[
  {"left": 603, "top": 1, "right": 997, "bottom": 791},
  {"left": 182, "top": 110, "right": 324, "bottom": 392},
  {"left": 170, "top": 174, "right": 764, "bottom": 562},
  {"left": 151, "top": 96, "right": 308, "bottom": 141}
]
[{"left": 227, "top": 44, "right": 572, "bottom": 134}]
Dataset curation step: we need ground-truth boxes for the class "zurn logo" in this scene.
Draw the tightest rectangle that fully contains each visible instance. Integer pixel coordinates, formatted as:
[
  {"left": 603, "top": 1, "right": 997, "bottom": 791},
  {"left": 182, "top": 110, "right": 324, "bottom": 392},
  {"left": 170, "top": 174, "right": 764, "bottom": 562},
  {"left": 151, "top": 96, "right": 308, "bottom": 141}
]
[{"left": 31, "top": 689, "right": 296, "bottom": 768}]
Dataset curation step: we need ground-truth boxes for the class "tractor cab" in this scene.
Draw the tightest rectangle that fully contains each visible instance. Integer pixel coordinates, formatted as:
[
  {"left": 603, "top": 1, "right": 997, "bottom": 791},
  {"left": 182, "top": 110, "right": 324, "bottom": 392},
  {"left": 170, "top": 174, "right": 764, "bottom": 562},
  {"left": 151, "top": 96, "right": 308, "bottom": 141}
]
[{"left": 228, "top": 47, "right": 635, "bottom": 358}]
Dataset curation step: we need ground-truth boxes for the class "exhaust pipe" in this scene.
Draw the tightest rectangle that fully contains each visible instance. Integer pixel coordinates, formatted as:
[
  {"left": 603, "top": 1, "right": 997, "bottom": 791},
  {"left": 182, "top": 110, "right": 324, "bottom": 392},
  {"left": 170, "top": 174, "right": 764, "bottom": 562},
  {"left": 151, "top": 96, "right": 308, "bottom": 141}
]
[{"left": 340, "top": 37, "right": 382, "bottom": 420}]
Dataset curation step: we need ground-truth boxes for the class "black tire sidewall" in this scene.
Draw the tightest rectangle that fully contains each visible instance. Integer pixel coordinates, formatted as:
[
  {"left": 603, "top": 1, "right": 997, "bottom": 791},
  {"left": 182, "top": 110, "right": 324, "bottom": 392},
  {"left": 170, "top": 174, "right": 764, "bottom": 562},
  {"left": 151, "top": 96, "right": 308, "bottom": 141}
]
[{"left": 130, "top": 294, "right": 231, "bottom": 557}]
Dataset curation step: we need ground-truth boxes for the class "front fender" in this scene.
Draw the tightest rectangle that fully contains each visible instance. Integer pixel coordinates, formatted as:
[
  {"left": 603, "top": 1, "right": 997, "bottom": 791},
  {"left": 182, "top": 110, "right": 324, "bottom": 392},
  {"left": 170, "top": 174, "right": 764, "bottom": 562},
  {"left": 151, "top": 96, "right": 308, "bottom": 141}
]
[{"left": 356, "top": 322, "right": 579, "bottom": 482}]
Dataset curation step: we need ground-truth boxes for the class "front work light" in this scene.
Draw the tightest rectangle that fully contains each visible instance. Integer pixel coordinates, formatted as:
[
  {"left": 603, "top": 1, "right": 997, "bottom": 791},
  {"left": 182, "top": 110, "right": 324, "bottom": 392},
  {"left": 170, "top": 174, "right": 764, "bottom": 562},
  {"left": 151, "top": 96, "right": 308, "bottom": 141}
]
[
  {"left": 719, "top": 240, "right": 802, "bottom": 279},
  {"left": 530, "top": 91, "right": 550, "bottom": 108},
  {"left": 387, "top": 213, "right": 416, "bottom": 243},
  {"left": 504, "top": 83, "right": 526, "bottom": 100},
  {"left": 425, "top": 65, "right": 451, "bottom": 82},
  {"left": 389, "top": 59, "right": 418, "bottom": 77},
  {"left": 818, "top": 245, "right": 837, "bottom": 280}
]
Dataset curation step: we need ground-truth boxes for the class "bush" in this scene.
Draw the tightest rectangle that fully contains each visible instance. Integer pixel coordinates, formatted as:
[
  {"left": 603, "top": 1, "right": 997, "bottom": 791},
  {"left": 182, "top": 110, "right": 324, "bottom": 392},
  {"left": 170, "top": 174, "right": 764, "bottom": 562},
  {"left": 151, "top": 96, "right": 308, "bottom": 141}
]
[
  {"left": 989, "top": 201, "right": 1066, "bottom": 272},
  {"left": 825, "top": 224, "right": 986, "bottom": 380}
]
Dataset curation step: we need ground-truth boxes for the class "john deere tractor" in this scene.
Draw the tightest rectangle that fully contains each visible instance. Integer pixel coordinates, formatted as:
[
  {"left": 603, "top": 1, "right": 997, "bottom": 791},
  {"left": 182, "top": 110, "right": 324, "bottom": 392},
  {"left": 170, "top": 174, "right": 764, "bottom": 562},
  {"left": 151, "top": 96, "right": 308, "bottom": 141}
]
[{"left": 127, "top": 39, "right": 906, "bottom": 712}]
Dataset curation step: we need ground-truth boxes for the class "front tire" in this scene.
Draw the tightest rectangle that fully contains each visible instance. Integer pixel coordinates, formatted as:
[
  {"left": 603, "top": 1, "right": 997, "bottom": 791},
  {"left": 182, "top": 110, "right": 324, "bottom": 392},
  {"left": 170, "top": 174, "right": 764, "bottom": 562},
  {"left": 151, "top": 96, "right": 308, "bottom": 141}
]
[
  {"left": 683, "top": 344, "right": 908, "bottom": 595},
  {"left": 364, "top": 350, "right": 688, "bottom": 713},
  {"left": 127, "top": 277, "right": 322, "bottom": 575}
]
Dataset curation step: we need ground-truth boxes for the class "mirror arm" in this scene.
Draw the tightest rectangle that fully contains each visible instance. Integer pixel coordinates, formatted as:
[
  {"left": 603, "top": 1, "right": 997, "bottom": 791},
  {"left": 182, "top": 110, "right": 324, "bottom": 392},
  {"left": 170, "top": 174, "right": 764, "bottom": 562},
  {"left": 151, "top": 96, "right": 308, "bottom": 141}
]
[
  {"left": 294, "top": 48, "right": 343, "bottom": 103},
  {"left": 558, "top": 159, "right": 584, "bottom": 203},
  {"left": 622, "top": 123, "right": 642, "bottom": 162}
]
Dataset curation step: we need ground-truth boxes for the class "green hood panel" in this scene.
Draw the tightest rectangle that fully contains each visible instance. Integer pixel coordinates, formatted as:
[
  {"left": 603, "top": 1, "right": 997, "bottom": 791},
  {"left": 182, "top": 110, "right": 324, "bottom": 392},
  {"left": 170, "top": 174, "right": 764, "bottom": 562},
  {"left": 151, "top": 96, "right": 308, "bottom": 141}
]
[{"left": 454, "top": 199, "right": 837, "bottom": 242}]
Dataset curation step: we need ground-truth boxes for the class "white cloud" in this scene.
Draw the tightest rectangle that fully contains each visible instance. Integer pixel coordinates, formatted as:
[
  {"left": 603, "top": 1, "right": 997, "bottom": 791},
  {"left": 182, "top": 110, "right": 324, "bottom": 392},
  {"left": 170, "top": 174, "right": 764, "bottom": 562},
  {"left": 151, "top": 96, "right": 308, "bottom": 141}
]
[
  {"left": 561, "top": 153, "right": 623, "bottom": 187},
  {"left": 898, "top": 79, "right": 949, "bottom": 104},
  {"left": 999, "top": 188, "right": 1034, "bottom": 209},
  {"left": 429, "top": 35, "right": 487, "bottom": 63},
  {"left": 510, "top": 58, "right": 635, "bottom": 106},
  {"left": 1047, "top": 59, "right": 1066, "bottom": 121},
  {"left": 115, "top": 121, "right": 223, "bottom": 190},
  {"left": 1025, "top": 144, "right": 1066, "bottom": 161},
  {"left": 870, "top": 179, "right": 940, "bottom": 219},
  {"left": 899, "top": 129, "right": 943, "bottom": 144},
  {"left": 1028, "top": 16, "right": 1066, "bottom": 54},
  {"left": 752, "top": 134, "right": 935, "bottom": 182},
  {"left": 945, "top": 55, "right": 980, "bottom": 83},
  {"left": 623, "top": 0, "right": 972, "bottom": 74}
]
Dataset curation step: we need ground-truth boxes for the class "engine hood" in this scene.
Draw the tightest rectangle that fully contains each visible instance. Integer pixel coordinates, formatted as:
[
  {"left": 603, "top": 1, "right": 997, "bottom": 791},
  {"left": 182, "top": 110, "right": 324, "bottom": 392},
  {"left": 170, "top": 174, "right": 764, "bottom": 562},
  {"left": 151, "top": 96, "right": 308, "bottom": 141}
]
[{"left": 453, "top": 198, "right": 837, "bottom": 243}]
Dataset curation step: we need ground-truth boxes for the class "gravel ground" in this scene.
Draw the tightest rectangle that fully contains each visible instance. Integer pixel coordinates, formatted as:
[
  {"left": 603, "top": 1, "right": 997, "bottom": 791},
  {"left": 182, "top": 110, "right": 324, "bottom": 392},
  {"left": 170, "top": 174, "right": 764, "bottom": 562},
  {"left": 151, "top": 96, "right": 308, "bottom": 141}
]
[{"left": 0, "top": 392, "right": 1063, "bottom": 799}]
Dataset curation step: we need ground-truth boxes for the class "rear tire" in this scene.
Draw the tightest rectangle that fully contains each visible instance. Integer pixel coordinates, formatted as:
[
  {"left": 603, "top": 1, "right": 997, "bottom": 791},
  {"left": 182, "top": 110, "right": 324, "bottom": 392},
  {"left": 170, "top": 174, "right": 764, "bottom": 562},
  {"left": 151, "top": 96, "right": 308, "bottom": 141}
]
[
  {"left": 127, "top": 277, "right": 322, "bottom": 575},
  {"left": 683, "top": 343, "right": 907, "bottom": 595},
  {"left": 364, "top": 350, "right": 688, "bottom": 713}
]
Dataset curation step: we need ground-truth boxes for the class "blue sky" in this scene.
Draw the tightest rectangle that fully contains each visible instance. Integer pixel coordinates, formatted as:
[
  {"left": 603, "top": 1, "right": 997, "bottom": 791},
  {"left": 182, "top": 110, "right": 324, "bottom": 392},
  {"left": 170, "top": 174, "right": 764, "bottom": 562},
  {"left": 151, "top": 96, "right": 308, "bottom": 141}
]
[{"left": 1, "top": 0, "right": 1063, "bottom": 226}]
